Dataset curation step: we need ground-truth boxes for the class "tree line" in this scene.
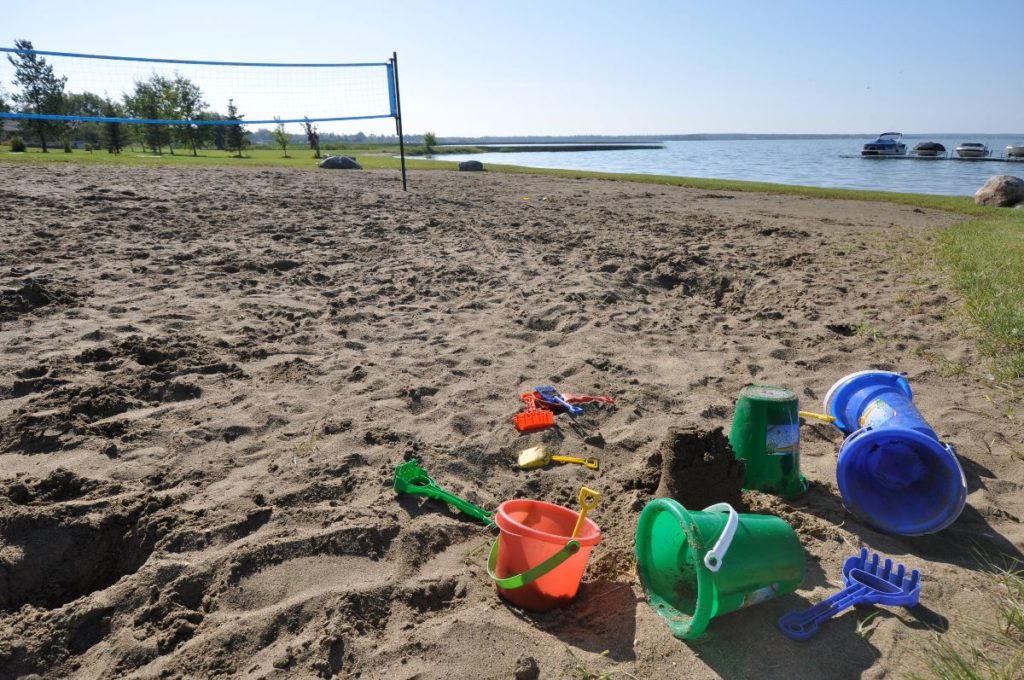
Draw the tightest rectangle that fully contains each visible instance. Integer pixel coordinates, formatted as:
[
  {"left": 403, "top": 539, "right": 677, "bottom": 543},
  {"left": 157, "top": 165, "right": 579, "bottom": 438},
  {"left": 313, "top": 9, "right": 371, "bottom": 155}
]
[{"left": 2, "top": 39, "right": 324, "bottom": 157}]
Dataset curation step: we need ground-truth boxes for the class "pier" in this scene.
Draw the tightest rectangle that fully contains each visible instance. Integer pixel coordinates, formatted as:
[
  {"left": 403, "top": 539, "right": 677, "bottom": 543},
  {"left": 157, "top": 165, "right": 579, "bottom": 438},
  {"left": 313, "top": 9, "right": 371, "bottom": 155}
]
[{"left": 840, "top": 154, "right": 1024, "bottom": 162}]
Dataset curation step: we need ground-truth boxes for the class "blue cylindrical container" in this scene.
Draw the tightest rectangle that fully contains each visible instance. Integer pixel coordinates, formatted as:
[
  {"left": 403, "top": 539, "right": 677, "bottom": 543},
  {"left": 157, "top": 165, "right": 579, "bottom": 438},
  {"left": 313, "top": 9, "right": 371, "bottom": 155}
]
[{"left": 824, "top": 371, "right": 967, "bottom": 535}]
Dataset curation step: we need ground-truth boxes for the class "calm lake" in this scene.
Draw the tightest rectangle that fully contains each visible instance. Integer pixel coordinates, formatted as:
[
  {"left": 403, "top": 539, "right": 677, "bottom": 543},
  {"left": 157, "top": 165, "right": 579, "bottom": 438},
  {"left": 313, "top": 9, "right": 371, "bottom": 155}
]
[{"left": 439, "top": 135, "right": 1024, "bottom": 196}]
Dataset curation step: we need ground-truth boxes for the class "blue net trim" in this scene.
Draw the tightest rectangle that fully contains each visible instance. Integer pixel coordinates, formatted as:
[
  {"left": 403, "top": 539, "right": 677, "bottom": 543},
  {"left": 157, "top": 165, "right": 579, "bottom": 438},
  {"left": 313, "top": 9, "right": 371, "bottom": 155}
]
[
  {"left": 0, "top": 47, "right": 387, "bottom": 69},
  {"left": 0, "top": 112, "right": 394, "bottom": 126}
]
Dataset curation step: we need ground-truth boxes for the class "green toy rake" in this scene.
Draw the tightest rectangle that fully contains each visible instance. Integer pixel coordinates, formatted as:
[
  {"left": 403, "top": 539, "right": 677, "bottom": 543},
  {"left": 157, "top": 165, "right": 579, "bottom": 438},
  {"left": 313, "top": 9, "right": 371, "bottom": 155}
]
[{"left": 393, "top": 459, "right": 494, "bottom": 526}]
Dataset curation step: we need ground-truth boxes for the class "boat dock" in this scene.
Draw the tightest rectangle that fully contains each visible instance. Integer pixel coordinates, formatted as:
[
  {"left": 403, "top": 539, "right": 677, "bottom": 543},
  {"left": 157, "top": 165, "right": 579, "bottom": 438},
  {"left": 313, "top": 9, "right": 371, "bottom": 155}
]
[{"left": 840, "top": 154, "right": 1024, "bottom": 162}]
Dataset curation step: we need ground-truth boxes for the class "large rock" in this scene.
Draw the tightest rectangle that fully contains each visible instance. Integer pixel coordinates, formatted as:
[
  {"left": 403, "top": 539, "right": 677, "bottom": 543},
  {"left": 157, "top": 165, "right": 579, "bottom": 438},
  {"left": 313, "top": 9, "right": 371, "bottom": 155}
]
[
  {"left": 318, "top": 155, "right": 362, "bottom": 170},
  {"left": 975, "top": 175, "right": 1024, "bottom": 207},
  {"left": 458, "top": 160, "right": 484, "bottom": 172}
]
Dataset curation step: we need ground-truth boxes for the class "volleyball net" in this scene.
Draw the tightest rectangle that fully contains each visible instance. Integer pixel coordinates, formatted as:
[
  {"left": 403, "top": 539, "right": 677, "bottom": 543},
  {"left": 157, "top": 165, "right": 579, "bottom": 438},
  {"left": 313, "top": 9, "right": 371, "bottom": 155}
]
[
  {"left": 1, "top": 45, "right": 408, "bottom": 187},
  {"left": 0, "top": 47, "right": 398, "bottom": 128}
]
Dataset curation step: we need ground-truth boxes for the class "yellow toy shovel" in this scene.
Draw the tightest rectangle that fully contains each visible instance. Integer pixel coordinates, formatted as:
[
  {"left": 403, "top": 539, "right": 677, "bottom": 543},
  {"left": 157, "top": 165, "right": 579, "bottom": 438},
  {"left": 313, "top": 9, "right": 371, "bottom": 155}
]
[
  {"left": 518, "top": 445, "right": 599, "bottom": 470},
  {"left": 572, "top": 487, "right": 602, "bottom": 538}
]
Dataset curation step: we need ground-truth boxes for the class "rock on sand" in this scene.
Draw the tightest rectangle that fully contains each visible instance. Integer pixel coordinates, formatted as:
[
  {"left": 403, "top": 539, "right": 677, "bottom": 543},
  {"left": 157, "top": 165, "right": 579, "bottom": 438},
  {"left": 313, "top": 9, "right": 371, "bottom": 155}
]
[
  {"left": 975, "top": 175, "right": 1024, "bottom": 207},
  {"left": 319, "top": 155, "right": 362, "bottom": 170}
]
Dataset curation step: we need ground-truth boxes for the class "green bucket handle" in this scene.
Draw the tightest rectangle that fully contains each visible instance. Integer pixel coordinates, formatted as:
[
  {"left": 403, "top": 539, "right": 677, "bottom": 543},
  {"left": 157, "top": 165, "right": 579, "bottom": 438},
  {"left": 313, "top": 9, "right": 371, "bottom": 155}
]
[
  {"left": 699, "top": 503, "right": 739, "bottom": 572},
  {"left": 486, "top": 538, "right": 581, "bottom": 590}
]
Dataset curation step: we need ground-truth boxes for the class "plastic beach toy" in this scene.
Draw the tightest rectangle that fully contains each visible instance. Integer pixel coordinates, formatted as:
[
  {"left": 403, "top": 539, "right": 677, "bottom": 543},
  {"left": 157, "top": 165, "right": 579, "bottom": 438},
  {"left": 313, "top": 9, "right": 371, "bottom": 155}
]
[
  {"left": 729, "top": 385, "right": 809, "bottom": 498},
  {"left": 635, "top": 499, "right": 804, "bottom": 640},
  {"left": 393, "top": 460, "right": 494, "bottom": 526},
  {"left": 513, "top": 408, "right": 556, "bottom": 433},
  {"left": 534, "top": 385, "right": 585, "bottom": 416},
  {"left": 513, "top": 385, "right": 615, "bottom": 433},
  {"left": 824, "top": 370, "right": 967, "bottom": 535},
  {"left": 487, "top": 493, "right": 602, "bottom": 611},
  {"left": 517, "top": 445, "right": 599, "bottom": 470},
  {"left": 571, "top": 487, "right": 601, "bottom": 538},
  {"left": 531, "top": 386, "right": 615, "bottom": 414},
  {"left": 778, "top": 548, "right": 921, "bottom": 640}
]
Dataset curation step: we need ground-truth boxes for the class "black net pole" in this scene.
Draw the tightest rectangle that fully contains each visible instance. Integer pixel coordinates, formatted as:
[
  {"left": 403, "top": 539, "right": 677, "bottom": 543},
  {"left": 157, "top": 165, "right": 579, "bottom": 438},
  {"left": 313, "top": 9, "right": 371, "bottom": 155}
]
[{"left": 392, "top": 51, "right": 407, "bottom": 191}]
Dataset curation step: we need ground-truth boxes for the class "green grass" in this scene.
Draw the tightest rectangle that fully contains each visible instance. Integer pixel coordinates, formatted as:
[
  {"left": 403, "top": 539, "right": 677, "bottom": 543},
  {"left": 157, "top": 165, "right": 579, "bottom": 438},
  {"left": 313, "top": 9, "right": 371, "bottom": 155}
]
[
  {"left": 4, "top": 143, "right": 1023, "bottom": 380},
  {"left": 910, "top": 562, "right": 1024, "bottom": 680},
  {"left": 938, "top": 211, "right": 1024, "bottom": 381},
  {"left": 1, "top": 145, "right": 453, "bottom": 171}
]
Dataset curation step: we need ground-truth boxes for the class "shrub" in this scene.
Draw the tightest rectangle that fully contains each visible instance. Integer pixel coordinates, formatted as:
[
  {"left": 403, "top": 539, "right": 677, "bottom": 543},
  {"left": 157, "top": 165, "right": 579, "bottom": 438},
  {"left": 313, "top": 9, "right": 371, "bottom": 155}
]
[
  {"left": 423, "top": 131, "right": 437, "bottom": 153},
  {"left": 63, "top": 139, "right": 72, "bottom": 153},
  {"left": 10, "top": 135, "right": 26, "bottom": 152},
  {"left": 84, "top": 143, "right": 93, "bottom": 153}
]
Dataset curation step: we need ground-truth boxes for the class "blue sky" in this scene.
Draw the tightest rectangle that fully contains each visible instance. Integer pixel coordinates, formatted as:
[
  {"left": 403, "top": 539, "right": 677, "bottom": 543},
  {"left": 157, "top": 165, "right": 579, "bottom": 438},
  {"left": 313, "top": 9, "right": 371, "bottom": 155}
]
[{"left": 4, "top": 0, "right": 1022, "bottom": 136}]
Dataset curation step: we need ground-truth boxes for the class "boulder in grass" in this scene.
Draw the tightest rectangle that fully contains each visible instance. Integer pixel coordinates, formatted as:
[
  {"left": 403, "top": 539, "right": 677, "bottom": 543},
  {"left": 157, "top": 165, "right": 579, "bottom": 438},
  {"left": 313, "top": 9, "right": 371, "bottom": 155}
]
[
  {"left": 974, "top": 175, "right": 1024, "bottom": 207},
  {"left": 319, "top": 155, "right": 362, "bottom": 170},
  {"left": 458, "top": 160, "right": 484, "bottom": 172}
]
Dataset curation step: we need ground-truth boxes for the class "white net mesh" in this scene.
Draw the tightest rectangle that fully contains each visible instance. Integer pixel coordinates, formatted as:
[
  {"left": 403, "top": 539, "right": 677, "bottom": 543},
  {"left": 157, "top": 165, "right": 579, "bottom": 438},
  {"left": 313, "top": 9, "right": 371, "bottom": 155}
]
[{"left": 0, "top": 48, "right": 395, "bottom": 132}]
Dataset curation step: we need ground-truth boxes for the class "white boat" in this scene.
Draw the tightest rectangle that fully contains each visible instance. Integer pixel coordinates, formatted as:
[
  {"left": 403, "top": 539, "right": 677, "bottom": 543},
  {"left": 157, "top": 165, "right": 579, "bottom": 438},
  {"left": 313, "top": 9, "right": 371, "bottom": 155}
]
[
  {"left": 912, "top": 141, "right": 945, "bottom": 157},
  {"left": 955, "top": 142, "right": 991, "bottom": 158},
  {"left": 1007, "top": 145, "right": 1024, "bottom": 158},
  {"left": 861, "top": 132, "right": 907, "bottom": 156}
]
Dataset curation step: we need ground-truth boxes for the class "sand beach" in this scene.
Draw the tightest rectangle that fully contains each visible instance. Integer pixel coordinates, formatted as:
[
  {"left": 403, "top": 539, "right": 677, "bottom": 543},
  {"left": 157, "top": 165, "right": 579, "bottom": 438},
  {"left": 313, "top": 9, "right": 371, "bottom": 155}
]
[{"left": 1, "top": 164, "right": 1021, "bottom": 679}]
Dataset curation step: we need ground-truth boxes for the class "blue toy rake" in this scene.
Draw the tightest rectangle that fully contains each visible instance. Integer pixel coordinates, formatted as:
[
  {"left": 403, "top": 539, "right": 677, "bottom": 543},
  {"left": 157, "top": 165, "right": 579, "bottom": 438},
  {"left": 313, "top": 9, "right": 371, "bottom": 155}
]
[{"left": 778, "top": 548, "right": 921, "bottom": 640}]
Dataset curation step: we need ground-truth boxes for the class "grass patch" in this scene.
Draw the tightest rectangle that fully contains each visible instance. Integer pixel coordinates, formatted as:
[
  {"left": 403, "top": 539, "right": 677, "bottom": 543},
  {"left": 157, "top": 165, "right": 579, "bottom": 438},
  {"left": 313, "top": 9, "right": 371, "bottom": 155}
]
[
  {"left": 938, "top": 210, "right": 1024, "bottom": 381},
  {"left": 3, "top": 146, "right": 1022, "bottom": 380},
  {"left": 855, "top": 322, "right": 887, "bottom": 342},
  {"left": 1, "top": 145, "right": 453, "bottom": 171},
  {"left": 910, "top": 562, "right": 1024, "bottom": 680}
]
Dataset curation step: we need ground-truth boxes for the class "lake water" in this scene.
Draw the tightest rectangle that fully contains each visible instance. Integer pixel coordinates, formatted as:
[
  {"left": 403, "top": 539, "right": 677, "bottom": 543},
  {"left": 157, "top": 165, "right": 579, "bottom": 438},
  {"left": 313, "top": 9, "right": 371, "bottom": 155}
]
[{"left": 439, "top": 135, "right": 1024, "bottom": 196}]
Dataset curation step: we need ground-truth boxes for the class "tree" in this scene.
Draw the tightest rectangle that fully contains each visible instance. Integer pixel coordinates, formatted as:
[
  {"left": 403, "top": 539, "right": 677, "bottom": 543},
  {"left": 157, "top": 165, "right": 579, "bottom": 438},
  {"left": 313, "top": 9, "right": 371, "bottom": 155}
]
[
  {"left": 302, "top": 120, "right": 320, "bottom": 159},
  {"left": 7, "top": 39, "right": 67, "bottom": 152},
  {"left": 225, "top": 99, "right": 249, "bottom": 157},
  {"left": 64, "top": 91, "right": 104, "bottom": 148},
  {"left": 0, "top": 86, "right": 10, "bottom": 113},
  {"left": 171, "top": 74, "right": 205, "bottom": 156},
  {"left": 272, "top": 117, "right": 290, "bottom": 157},
  {"left": 423, "top": 131, "right": 437, "bottom": 153},
  {"left": 124, "top": 75, "right": 174, "bottom": 154},
  {"left": 194, "top": 110, "right": 221, "bottom": 151},
  {"left": 101, "top": 97, "right": 126, "bottom": 154}
]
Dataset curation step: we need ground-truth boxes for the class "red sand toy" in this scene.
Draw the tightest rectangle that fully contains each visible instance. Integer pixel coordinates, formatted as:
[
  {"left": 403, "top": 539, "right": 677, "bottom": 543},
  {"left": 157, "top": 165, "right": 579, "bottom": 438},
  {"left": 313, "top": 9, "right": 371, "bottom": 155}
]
[{"left": 513, "top": 385, "right": 615, "bottom": 433}]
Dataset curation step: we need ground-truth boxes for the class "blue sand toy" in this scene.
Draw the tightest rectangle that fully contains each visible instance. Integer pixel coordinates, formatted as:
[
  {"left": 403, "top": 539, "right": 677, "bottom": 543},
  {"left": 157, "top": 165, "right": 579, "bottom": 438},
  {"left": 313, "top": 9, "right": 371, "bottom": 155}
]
[
  {"left": 533, "top": 385, "right": 585, "bottom": 417},
  {"left": 824, "top": 370, "right": 967, "bottom": 535},
  {"left": 778, "top": 548, "right": 921, "bottom": 640}
]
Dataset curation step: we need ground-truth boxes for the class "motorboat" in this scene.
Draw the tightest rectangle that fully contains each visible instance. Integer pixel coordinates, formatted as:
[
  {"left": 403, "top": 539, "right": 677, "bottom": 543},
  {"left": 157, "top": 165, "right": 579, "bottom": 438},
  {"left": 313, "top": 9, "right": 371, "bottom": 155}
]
[
  {"left": 911, "top": 141, "right": 946, "bottom": 158},
  {"left": 955, "top": 142, "right": 991, "bottom": 158},
  {"left": 861, "top": 132, "right": 907, "bottom": 156},
  {"left": 1006, "top": 144, "right": 1024, "bottom": 158}
]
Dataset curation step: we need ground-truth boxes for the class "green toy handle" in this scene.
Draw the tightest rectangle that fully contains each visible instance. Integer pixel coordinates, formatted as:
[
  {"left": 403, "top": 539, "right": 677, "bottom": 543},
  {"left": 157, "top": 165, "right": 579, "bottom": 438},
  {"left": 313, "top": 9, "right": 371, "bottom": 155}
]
[
  {"left": 487, "top": 539, "right": 581, "bottom": 589},
  {"left": 428, "top": 487, "right": 495, "bottom": 525}
]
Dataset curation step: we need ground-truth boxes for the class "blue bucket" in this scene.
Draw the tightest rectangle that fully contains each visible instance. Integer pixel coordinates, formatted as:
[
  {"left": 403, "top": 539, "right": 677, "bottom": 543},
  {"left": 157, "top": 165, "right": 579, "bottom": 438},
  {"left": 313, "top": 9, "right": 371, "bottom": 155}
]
[{"left": 824, "top": 371, "right": 966, "bottom": 535}]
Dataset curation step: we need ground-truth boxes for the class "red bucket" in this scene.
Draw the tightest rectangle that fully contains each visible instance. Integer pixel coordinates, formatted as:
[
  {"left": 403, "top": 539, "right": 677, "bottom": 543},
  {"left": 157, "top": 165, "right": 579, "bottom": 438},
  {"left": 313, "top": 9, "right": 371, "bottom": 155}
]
[{"left": 487, "top": 499, "right": 601, "bottom": 611}]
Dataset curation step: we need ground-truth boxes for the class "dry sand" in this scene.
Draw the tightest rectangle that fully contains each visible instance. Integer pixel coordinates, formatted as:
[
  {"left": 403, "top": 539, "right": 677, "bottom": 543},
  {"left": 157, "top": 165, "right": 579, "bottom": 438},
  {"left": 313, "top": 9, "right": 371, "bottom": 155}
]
[{"left": 0, "top": 163, "right": 1022, "bottom": 679}]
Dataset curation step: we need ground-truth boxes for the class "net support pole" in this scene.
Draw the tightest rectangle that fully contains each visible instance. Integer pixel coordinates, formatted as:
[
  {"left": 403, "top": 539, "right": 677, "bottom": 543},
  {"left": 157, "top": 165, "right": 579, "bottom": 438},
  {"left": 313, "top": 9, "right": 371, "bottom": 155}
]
[{"left": 391, "top": 51, "right": 407, "bottom": 191}]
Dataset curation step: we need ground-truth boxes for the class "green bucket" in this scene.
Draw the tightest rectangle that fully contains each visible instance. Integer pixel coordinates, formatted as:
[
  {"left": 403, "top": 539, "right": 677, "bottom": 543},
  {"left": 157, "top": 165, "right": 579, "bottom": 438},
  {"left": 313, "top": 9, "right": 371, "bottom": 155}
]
[
  {"left": 729, "top": 385, "right": 808, "bottom": 498},
  {"left": 635, "top": 499, "right": 804, "bottom": 640}
]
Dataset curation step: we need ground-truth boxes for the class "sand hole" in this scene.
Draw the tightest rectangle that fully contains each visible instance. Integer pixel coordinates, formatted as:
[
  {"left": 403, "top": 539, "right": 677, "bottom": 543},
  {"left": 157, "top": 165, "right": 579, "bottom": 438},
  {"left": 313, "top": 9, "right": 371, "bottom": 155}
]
[{"left": 0, "top": 506, "right": 158, "bottom": 610}]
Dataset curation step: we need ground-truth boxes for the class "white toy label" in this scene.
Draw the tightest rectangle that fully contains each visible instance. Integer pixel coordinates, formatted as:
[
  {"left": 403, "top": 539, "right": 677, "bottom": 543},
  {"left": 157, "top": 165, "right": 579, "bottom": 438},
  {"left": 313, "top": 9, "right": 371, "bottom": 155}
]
[
  {"left": 766, "top": 423, "right": 800, "bottom": 456},
  {"left": 860, "top": 399, "right": 896, "bottom": 429}
]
